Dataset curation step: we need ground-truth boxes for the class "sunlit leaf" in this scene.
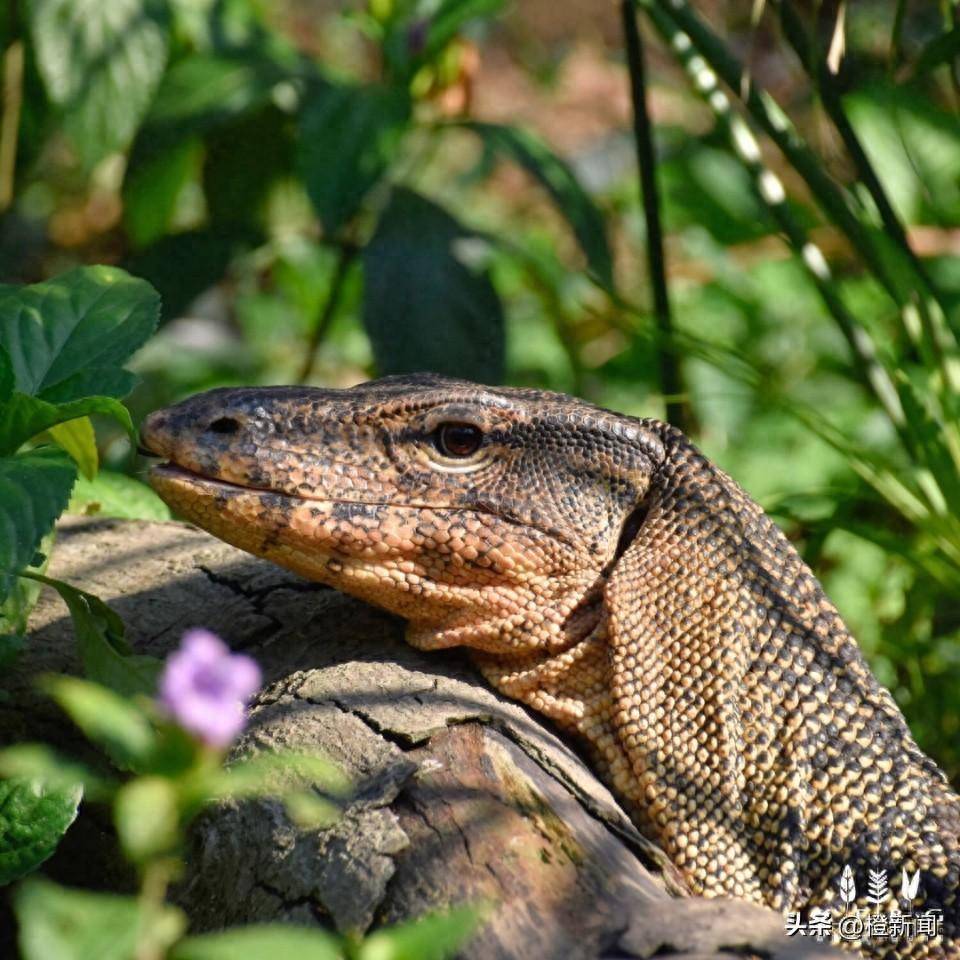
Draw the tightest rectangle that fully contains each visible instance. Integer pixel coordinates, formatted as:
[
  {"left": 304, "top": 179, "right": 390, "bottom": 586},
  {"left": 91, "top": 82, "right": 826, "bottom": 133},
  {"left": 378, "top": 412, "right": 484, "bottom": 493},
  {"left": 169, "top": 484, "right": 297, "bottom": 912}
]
[
  {"left": 27, "top": 0, "right": 171, "bottom": 167},
  {"left": 0, "top": 779, "right": 81, "bottom": 885},
  {"left": 16, "top": 878, "right": 185, "bottom": 960}
]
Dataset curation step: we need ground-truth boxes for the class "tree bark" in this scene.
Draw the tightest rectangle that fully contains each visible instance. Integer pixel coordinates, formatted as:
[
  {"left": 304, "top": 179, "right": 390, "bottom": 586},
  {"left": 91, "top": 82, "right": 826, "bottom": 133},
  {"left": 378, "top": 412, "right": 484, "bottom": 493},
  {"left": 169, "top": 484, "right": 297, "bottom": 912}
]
[{"left": 8, "top": 518, "right": 842, "bottom": 959}]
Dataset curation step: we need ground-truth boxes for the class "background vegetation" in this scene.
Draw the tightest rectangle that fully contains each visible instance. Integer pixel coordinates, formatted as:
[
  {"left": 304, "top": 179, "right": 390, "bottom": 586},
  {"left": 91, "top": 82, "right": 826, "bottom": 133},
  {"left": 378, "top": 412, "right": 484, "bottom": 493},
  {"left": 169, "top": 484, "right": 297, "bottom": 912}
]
[{"left": 1, "top": 0, "right": 959, "bottom": 895}]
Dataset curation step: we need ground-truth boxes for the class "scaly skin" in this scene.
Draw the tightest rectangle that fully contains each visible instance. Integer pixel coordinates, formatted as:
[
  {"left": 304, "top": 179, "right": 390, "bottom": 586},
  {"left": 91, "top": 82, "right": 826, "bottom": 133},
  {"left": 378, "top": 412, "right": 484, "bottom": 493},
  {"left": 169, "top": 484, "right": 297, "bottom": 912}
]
[{"left": 141, "top": 374, "right": 960, "bottom": 957}]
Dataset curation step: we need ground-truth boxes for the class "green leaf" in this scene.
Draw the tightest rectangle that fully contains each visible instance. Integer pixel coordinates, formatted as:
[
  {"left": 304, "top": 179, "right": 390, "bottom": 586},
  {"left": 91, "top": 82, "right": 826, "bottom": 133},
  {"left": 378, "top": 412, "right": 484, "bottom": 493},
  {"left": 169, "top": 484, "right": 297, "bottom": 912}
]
[
  {"left": 0, "top": 777, "right": 81, "bottom": 885},
  {"left": 362, "top": 188, "right": 505, "bottom": 382},
  {"left": 0, "top": 266, "right": 160, "bottom": 400},
  {"left": 27, "top": 0, "right": 171, "bottom": 168},
  {"left": 0, "top": 393, "right": 134, "bottom": 457},
  {"left": 123, "top": 139, "right": 201, "bottom": 249},
  {"left": 0, "top": 744, "right": 114, "bottom": 799},
  {"left": 41, "top": 675, "right": 157, "bottom": 771},
  {"left": 68, "top": 471, "right": 172, "bottom": 521},
  {"left": 172, "top": 924, "right": 342, "bottom": 960},
  {"left": 0, "top": 447, "right": 76, "bottom": 605},
  {"left": 194, "top": 751, "right": 349, "bottom": 809},
  {"left": 298, "top": 80, "right": 411, "bottom": 236},
  {"left": 911, "top": 26, "right": 960, "bottom": 78},
  {"left": 358, "top": 904, "right": 486, "bottom": 960},
  {"left": 114, "top": 776, "right": 179, "bottom": 862},
  {"left": 130, "top": 53, "right": 288, "bottom": 165},
  {"left": 16, "top": 878, "right": 186, "bottom": 960},
  {"left": 0, "top": 632, "right": 25, "bottom": 672},
  {"left": 459, "top": 122, "right": 613, "bottom": 288},
  {"left": 48, "top": 417, "right": 98, "bottom": 481},
  {"left": 0, "top": 343, "right": 12, "bottom": 401},
  {"left": 27, "top": 574, "right": 162, "bottom": 699}
]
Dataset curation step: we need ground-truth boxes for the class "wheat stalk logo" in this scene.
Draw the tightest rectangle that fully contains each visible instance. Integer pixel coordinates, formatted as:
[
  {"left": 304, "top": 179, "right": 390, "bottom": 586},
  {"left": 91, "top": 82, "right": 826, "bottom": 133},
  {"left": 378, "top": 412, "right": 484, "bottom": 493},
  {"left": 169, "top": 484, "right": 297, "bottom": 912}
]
[
  {"left": 839, "top": 864, "right": 857, "bottom": 913},
  {"left": 868, "top": 868, "right": 889, "bottom": 911}
]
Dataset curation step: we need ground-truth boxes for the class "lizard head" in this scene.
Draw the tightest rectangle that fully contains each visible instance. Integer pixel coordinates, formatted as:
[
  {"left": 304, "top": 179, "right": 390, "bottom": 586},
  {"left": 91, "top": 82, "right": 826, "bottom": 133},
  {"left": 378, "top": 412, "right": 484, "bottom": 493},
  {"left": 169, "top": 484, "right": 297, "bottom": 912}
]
[{"left": 141, "top": 373, "right": 665, "bottom": 656}]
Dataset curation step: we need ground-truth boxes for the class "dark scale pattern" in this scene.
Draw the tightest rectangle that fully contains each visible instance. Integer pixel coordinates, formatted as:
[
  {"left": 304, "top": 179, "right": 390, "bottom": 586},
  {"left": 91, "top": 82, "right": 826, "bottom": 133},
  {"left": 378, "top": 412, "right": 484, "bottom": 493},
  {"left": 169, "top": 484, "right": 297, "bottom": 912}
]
[{"left": 141, "top": 374, "right": 960, "bottom": 958}]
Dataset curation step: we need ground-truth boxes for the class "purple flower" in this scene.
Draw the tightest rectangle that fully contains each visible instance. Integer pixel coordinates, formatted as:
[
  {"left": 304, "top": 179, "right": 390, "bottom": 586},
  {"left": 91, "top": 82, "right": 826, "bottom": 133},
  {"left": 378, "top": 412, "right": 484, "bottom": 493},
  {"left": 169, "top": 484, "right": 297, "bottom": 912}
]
[{"left": 159, "top": 629, "right": 262, "bottom": 747}]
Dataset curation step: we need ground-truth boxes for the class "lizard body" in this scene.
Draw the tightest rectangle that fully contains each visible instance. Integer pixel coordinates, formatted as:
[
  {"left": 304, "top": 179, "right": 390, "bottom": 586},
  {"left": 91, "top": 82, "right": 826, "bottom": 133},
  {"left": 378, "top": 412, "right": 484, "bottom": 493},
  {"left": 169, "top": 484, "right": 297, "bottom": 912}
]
[{"left": 141, "top": 374, "right": 960, "bottom": 957}]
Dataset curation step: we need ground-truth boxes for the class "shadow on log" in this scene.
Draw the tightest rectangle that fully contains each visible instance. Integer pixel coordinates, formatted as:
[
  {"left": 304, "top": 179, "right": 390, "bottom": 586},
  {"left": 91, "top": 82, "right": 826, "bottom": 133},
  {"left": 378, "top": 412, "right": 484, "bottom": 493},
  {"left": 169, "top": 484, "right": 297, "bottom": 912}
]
[{"left": 6, "top": 519, "right": 843, "bottom": 959}]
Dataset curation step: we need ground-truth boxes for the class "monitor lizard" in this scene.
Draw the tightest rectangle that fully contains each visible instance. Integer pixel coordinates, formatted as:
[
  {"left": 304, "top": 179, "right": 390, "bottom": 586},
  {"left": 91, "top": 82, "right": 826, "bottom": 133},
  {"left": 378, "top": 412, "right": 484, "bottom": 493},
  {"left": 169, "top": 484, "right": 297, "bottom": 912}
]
[{"left": 141, "top": 373, "right": 960, "bottom": 958}]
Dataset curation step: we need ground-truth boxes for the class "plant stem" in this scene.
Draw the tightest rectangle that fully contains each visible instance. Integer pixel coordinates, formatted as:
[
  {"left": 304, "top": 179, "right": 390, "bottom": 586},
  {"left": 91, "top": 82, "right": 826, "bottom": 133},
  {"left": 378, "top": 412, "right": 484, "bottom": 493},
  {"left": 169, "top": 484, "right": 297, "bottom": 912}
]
[
  {"left": 640, "top": 2, "right": 908, "bottom": 439},
  {"left": 621, "top": 0, "right": 690, "bottom": 433},
  {"left": 775, "top": 0, "right": 946, "bottom": 316},
  {"left": 297, "top": 244, "right": 357, "bottom": 384}
]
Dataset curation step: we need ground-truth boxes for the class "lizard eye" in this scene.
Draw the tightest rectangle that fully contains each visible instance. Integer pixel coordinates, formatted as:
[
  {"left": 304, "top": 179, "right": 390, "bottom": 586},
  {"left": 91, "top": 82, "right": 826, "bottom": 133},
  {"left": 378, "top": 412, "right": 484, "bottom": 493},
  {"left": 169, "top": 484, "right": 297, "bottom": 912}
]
[{"left": 434, "top": 422, "right": 483, "bottom": 458}]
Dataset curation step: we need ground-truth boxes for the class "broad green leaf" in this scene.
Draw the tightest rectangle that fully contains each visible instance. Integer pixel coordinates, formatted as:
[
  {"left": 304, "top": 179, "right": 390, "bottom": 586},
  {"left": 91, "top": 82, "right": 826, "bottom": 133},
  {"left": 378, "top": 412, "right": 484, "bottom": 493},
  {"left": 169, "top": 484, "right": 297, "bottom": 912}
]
[
  {"left": 16, "top": 878, "right": 185, "bottom": 960},
  {"left": 172, "top": 924, "right": 342, "bottom": 960},
  {"left": 0, "top": 266, "right": 160, "bottom": 400},
  {"left": 27, "top": 0, "right": 171, "bottom": 167},
  {"left": 460, "top": 122, "right": 613, "bottom": 288},
  {"left": 48, "top": 417, "right": 98, "bottom": 481},
  {"left": 68, "top": 471, "right": 172, "bottom": 521},
  {"left": 0, "top": 744, "right": 115, "bottom": 799},
  {"left": 0, "top": 447, "right": 76, "bottom": 604},
  {"left": 0, "top": 777, "right": 81, "bottom": 885},
  {"left": 0, "top": 531, "right": 51, "bottom": 644},
  {"left": 358, "top": 904, "right": 486, "bottom": 960},
  {"left": 362, "top": 188, "right": 505, "bottom": 382},
  {"left": 114, "top": 777, "right": 179, "bottom": 863},
  {"left": 27, "top": 574, "right": 162, "bottom": 699},
  {"left": 298, "top": 81, "right": 411, "bottom": 236},
  {"left": 0, "top": 393, "right": 134, "bottom": 457},
  {"left": 40, "top": 675, "right": 157, "bottom": 771}
]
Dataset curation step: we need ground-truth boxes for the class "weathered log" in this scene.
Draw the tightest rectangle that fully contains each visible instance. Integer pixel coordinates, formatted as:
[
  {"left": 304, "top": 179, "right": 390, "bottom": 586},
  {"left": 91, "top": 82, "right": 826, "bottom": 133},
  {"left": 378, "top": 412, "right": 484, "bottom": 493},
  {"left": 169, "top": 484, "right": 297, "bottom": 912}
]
[{"left": 6, "top": 518, "right": 842, "bottom": 959}]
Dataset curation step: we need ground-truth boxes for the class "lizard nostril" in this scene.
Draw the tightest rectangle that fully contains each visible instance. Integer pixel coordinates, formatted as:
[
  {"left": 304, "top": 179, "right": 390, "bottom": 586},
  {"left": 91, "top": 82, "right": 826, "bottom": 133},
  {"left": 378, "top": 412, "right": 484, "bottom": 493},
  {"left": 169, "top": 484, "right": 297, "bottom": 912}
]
[{"left": 207, "top": 417, "right": 240, "bottom": 435}]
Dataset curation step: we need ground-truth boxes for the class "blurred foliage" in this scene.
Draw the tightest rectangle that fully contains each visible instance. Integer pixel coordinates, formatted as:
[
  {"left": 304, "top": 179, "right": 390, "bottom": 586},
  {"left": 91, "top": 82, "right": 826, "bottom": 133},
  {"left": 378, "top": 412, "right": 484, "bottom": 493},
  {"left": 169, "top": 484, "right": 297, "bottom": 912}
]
[{"left": 1, "top": 0, "right": 959, "bottom": 787}]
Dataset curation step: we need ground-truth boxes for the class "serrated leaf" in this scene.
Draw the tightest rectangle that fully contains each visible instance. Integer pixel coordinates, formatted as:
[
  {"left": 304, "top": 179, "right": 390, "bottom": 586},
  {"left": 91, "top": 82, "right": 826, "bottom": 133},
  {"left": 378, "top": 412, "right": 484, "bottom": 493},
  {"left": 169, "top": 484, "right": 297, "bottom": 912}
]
[
  {"left": 47, "top": 417, "right": 98, "bottom": 481},
  {"left": 460, "top": 121, "right": 613, "bottom": 288},
  {"left": 0, "top": 393, "right": 134, "bottom": 457},
  {"left": 27, "top": 574, "right": 162, "bottom": 699},
  {"left": 0, "top": 266, "right": 160, "bottom": 400},
  {"left": 68, "top": 471, "right": 171, "bottom": 521},
  {"left": 362, "top": 188, "right": 505, "bottom": 381},
  {"left": 0, "top": 447, "right": 76, "bottom": 605},
  {"left": 27, "top": 0, "right": 171, "bottom": 168},
  {"left": 0, "top": 777, "right": 81, "bottom": 885},
  {"left": 41, "top": 674, "right": 156, "bottom": 771},
  {"left": 15, "top": 878, "right": 185, "bottom": 960},
  {"left": 172, "top": 924, "right": 342, "bottom": 960},
  {"left": 298, "top": 80, "right": 411, "bottom": 236},
  {"left": 358, "top": 903, "right": 486, "bottom": 960}
]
